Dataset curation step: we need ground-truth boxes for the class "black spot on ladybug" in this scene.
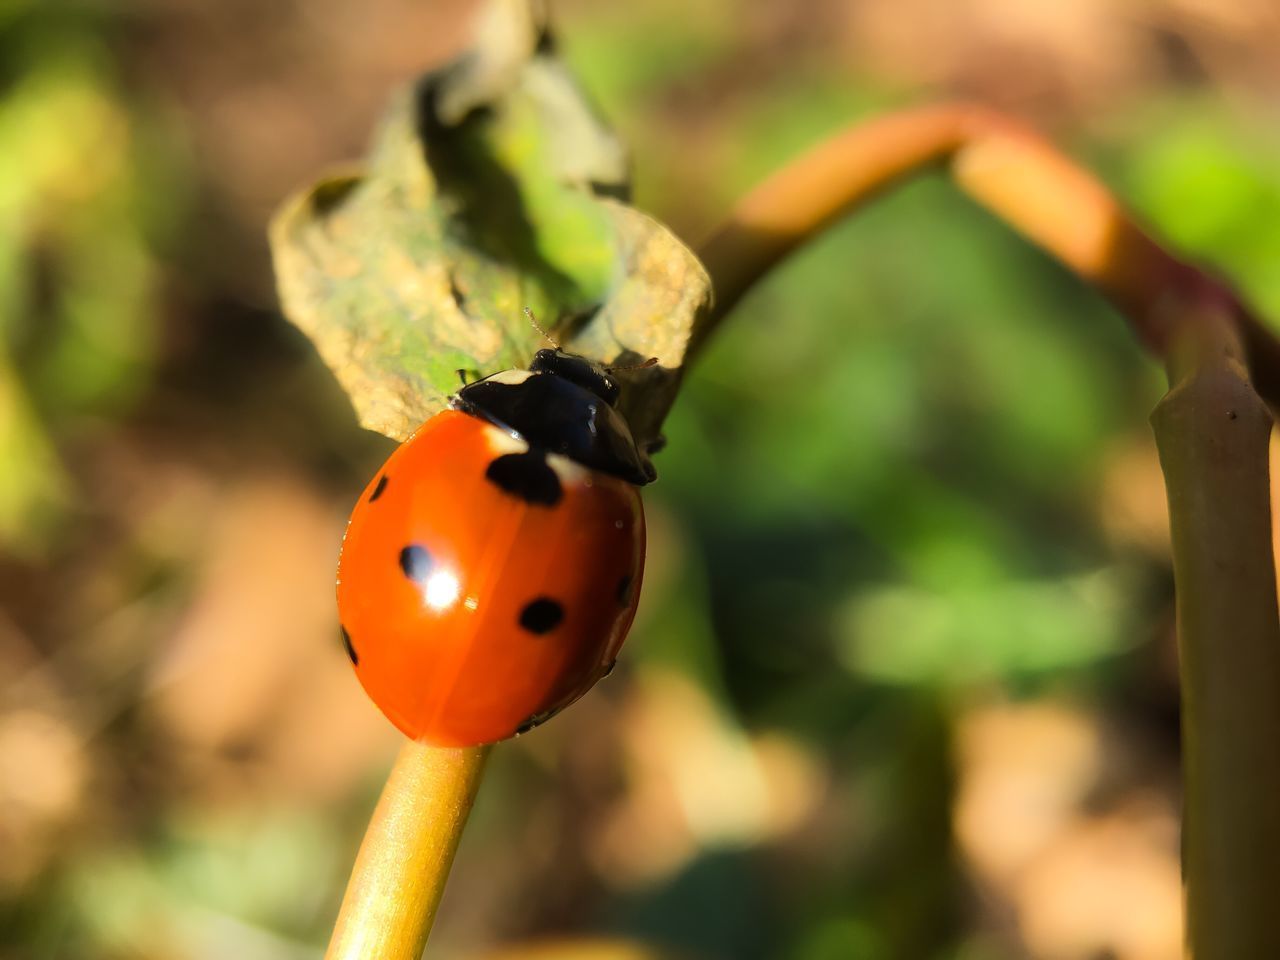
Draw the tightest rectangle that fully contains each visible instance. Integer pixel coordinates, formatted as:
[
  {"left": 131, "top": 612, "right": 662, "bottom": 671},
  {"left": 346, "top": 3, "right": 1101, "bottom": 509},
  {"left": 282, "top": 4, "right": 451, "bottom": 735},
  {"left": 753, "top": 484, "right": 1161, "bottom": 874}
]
[
  {"left": 399, "top": 544, "right": 433, "bottom": 584},
  {"left": 340, "top": 626, "right": 358, "bottom": 666},
  {"left": 369, "top": 475, "right": 388, "bottom": 502},
  {"left": 519, "top": 597, "right": 564, "bottom": 634},
  {"left": 485, "top": 450, "right": 563, "bottom": 506},
  {"left": 602, "top": 658, "right": 617, "bottom": 678},
  {"left": 616, "top": 574, "right": 633, "bottom": 608}
]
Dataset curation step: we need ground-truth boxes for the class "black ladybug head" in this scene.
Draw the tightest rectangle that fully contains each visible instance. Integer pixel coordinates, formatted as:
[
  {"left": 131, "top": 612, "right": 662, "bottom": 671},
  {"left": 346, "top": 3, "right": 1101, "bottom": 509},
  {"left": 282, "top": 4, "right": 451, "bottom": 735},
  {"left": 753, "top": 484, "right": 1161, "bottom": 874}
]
[
  {"left": 528, "top": 349, "right": 621, "bottom": 405},
  {"left": 451, "top": 352, "right": 655, "bottom": 485}
]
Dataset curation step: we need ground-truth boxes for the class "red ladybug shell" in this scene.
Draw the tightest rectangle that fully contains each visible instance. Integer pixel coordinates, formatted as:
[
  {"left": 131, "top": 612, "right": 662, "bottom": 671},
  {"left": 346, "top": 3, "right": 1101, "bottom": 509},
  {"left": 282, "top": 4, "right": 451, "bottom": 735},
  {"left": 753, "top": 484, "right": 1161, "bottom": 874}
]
[{"left": 336, "top": 409, "right": 645, "bottom": 747}]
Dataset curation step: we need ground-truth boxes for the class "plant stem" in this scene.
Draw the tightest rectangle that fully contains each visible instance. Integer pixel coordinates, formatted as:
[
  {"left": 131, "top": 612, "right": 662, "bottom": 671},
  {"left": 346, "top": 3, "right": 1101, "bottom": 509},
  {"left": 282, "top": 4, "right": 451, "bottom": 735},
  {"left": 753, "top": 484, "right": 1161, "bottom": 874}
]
[
  {"left": 325, "top": 741, "right": 491, "bottom": 960},
  {"left": 697, "top": 101, "right": 1280, "bottom": 958},
  {"left": 695, "top": 103, "right": 1280, "bottom": 399},
  {"left": 1153, "top": 313, "right": 1280, "bottom": 960}
]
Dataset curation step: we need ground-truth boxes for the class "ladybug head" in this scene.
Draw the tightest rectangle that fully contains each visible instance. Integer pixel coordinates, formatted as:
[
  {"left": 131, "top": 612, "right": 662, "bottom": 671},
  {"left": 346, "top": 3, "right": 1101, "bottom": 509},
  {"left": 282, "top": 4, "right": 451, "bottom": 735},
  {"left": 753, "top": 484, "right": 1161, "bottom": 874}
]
[
  {"left": 451, "top": 351, "right": 655, "bottom": 485},
  {"left": 529, "top": 349, "right": 621, "bottom": 406}
]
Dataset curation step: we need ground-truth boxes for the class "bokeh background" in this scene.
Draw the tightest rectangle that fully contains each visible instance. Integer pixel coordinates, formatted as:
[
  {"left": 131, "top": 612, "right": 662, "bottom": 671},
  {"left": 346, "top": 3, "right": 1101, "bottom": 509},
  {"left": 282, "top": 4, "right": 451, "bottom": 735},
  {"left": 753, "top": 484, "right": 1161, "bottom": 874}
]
[{"left": 5, "top": 1, "right": 1280, "bottom": 957}]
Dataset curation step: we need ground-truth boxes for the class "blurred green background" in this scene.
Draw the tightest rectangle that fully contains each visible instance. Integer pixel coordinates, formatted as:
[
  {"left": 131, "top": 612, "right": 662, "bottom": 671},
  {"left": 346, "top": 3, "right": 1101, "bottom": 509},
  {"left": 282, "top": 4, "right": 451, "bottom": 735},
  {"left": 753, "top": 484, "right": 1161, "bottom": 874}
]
[{"left": 5, "top": 1, "right": 1280, "bottom": 958}]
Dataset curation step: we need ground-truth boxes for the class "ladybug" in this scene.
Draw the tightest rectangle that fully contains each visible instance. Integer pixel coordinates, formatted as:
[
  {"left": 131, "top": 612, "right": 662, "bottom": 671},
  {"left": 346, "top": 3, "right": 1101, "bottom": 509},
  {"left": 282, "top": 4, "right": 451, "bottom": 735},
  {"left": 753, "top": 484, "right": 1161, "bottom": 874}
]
[{"left": 336, "top": 346, "right": 654, "bottom": 747}]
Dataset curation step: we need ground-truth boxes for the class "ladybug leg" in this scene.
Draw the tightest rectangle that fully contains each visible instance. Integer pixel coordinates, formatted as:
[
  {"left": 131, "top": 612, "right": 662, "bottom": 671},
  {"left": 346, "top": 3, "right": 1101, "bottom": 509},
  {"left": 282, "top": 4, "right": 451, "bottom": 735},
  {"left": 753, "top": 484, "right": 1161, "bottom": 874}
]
[
  {"left": 605, "top": 355, "right": 659, "bottom": 373},
  {"left": 514, "top": 708, "right": 559, "bottom": 736}
]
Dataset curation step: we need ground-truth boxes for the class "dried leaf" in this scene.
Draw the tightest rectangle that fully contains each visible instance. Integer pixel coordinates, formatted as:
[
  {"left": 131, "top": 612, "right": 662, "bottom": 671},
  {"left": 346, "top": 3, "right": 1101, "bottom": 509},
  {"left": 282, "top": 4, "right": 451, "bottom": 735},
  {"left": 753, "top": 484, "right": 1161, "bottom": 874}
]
[{"left": 269, "top": 0, "right": 710, "bottom": 446}]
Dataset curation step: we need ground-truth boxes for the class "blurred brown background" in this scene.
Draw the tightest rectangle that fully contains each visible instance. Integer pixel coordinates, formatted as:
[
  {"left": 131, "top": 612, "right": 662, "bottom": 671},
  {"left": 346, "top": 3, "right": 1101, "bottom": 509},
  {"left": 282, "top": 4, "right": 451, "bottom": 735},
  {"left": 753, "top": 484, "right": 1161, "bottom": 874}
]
[{"left": 4, "top": 1, "right": 1280, "bottom": 957}]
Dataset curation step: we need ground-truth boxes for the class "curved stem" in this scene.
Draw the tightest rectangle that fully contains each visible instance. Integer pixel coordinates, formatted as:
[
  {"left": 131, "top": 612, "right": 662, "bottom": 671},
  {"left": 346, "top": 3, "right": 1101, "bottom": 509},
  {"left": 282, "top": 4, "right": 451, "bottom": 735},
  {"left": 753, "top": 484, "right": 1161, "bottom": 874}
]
[
  {"left": 697, "top": 103, "right": 971, "bottom": 341},
  {"left": 694, "top": 103, "right": 1280, "bottom": 399},
  {"left": 698, "top": 100, "right": 1280, "bottom": 959},
  {"left": 325, "top": 741, "right": 491, "bottom": 960}
]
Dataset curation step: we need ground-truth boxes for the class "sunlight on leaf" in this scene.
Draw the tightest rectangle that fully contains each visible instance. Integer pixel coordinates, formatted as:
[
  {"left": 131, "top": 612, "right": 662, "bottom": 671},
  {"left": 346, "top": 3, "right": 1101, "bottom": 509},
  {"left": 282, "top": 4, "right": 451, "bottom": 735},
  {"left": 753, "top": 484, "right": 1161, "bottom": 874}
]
[{"left": 270, "top": 0, "right": 710, "bottom": 444}]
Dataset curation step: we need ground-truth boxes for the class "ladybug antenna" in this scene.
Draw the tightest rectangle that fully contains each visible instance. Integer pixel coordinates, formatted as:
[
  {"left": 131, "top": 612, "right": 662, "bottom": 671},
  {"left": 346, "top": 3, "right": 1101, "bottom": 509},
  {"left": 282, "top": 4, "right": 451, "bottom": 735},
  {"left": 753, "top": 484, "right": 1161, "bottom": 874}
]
[
  {"left": 524, "top": 307, "right": 560, "bottom": 349},
  {"left": 606, "top": 356, "right": 660, "bottom": 373}
]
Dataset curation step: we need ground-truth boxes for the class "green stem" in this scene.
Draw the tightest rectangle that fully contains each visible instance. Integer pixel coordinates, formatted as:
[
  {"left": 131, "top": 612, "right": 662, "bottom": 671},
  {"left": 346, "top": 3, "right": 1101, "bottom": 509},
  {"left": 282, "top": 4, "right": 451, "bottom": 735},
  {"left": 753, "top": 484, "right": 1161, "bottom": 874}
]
[
  {"left": 698, "top": 101, "right": 1280, "bottom": 957},
  {"left": 1153, "top": 315, "right": 1280, "bottom": 959}
]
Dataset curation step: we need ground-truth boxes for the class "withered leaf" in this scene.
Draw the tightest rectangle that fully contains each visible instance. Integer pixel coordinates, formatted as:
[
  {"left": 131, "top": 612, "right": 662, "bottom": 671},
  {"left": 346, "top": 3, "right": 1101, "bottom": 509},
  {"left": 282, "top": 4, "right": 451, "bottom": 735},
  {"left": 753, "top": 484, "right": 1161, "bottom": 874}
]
[{"left": 269, "top": 0, "right": 711, "bottom": 447}]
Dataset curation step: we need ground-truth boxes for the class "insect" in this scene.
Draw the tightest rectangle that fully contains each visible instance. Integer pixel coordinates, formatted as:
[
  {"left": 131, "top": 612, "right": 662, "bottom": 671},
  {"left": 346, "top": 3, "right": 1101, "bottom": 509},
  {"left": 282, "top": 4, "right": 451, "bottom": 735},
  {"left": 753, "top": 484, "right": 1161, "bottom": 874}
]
[{"left": 336, "top": 343, "right": 654, "bottom": 747}]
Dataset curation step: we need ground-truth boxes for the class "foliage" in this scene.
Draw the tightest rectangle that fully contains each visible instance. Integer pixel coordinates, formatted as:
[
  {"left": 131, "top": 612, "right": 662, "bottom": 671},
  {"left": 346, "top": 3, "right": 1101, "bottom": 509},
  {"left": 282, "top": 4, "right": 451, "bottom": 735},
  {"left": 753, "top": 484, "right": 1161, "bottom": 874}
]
[
  {"left": 270, "top": 1, "right": 710, "bottom": 447},
  {"left": 0, "top": 11, "right": 178, "bottom": 553},
  {"left": 6, "top": 1, "right": 1280, "bottom": 959}
]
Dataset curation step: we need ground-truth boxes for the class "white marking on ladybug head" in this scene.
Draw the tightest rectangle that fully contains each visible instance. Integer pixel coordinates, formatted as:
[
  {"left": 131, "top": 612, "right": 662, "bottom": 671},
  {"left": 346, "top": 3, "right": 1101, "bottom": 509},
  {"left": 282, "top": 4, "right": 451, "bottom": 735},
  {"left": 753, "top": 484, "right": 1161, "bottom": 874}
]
[
  {"left": 481, "top": 423, "right": 529, "bottom": 457},
  {"left": 547, "top": 452, "right": 588, "bottom": 488},
  {"left": 486, "top": 369, "right": 533, "bottom": 387}
]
